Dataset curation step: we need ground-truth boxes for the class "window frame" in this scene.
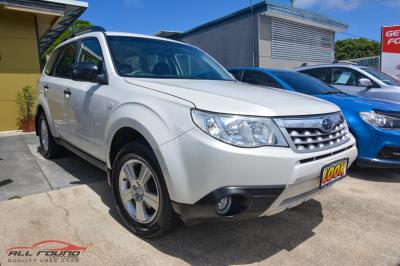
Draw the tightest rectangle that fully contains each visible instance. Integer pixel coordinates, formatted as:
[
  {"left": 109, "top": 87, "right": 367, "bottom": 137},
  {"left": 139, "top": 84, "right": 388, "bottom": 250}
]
[
  {"left": 52, "top": 41, "right": 79, "bottom": 80},
  {"left": 75, "top": 37, "right": 108, "bottom": 83},
  {"left": 44, "top": 48, "right": 61, "bottom": 76},
  {"left": 76, "top": 37, "right": 105, "bottom": 66}
]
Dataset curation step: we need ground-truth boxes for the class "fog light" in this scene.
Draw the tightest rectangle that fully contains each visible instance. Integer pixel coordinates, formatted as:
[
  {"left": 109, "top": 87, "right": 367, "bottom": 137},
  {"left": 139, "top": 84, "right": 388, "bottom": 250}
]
[{"left": 216, "top": 196, "right": 232, "bottom": 215}]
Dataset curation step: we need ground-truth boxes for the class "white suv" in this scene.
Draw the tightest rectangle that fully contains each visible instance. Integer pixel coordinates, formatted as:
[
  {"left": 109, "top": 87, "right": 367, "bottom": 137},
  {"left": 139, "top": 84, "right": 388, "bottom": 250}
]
[{"left": 35, "top": 27, "right": 357, "bottom": 238}]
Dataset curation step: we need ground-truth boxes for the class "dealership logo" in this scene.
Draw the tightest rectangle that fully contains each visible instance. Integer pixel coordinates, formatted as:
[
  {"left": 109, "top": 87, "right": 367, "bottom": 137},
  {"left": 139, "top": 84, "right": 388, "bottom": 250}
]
[
  {"left": 6, "top": 240, "right": 88, "bottom": 263},
  {"left": 385, "top": 29, "right": 400, "bottom": 45},
  {"left": 321, "top": 119, "right": 333, "bottom": 132}
]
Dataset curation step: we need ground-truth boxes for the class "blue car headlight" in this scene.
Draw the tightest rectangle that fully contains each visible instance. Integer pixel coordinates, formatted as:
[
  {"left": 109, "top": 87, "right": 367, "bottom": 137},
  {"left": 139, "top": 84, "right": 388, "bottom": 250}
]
[{"left": 360, "top": 112, "right": 400, "bottom": 129}]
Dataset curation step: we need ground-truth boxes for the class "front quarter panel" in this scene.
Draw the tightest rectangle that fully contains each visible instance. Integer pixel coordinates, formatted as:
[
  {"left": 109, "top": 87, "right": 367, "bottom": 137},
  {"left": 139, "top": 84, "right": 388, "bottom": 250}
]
[{"left": 104, "top": 87, "right": 195, "bottom": 169}]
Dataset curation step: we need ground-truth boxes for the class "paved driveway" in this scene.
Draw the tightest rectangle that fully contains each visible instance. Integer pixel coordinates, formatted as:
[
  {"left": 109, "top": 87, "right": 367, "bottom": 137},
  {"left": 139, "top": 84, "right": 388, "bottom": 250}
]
[
  {"left": 0, "top": 133, "right": 105, "bottom": 200},
  {"left": 0, "top": 133, "right": 399, "bottom": 265}
]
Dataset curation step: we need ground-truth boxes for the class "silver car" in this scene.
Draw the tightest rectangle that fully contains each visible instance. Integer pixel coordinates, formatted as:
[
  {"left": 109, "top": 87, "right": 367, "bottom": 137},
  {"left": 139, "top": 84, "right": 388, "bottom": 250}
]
[
  {"left": 297, "top": 64, "right": 400, "bottom": 103},
  {"left": 35, "top": 28, "right": 357, "bottom": 238}
]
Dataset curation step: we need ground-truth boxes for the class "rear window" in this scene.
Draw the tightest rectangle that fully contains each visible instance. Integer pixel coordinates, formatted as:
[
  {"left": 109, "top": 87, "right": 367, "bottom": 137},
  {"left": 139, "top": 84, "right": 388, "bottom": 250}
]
[
  {"left": 273, "top": 71, "right": 339, "bottom": 95},
  {"left": 300, "top": 67, "right": 332, "bottom": 83}
]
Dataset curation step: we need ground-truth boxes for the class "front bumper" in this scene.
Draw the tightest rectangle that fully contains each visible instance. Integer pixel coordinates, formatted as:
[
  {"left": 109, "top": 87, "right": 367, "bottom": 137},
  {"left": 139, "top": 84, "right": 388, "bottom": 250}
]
[
  {"left": 157, "top": 127, "right": 357, "bottom": 222},
  {"left": 354, "top": 126, "right": 400, "bottom": 168},
  {"left": 356, "top": 155, "right": 400, "bottom": 168}
]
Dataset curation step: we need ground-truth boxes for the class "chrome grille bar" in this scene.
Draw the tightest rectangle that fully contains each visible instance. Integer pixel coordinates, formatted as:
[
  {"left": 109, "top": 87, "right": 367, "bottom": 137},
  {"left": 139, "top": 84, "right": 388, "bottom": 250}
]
[{"left": 275, "top": 113, "right": 351, "bottom": 153}]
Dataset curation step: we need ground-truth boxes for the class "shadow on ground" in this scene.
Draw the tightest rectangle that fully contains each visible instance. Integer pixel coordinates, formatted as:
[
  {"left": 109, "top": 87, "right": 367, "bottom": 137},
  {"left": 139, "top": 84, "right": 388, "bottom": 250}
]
[
  {"left": 147, "top": 200, "right": 322, "bottom": 265},
  {"left": 68, "top": 162, "right": 322, "bottom": 265},
  {"left": 349, "top": 166, "right": 400, "bottom": 183},
  {"left": 41, "top": 139, "right": 323, "bottom": 265}
]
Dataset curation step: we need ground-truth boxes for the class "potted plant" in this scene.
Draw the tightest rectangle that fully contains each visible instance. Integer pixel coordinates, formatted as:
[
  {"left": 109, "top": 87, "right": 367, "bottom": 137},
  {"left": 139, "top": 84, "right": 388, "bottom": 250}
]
[{"left": 16, "top": 86, "right": 36, "bottom": 132}]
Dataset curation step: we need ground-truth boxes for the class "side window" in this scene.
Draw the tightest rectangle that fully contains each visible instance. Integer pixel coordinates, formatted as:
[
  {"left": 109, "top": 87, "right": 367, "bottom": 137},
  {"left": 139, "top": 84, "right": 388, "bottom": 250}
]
[
  {"left": 44, "top": 49, "right": 60, "bottom": 76},
  {"left": 228, "top": 70, "right": 243, "bottom": 81},
  {"left": 76, "top": 38, "right": 104, "bottom": 68},
  {"left": 300, "top": 68, "right": 332, "bottom": 83},
  {"left": 332, "top": 67, "right": 367, "bottom": 87},
  {"left": 242, "top": 70, "right": 282, "bottom": 88},
  {"left": 54, "top": 43, "right": 77, "bottom": 79}
]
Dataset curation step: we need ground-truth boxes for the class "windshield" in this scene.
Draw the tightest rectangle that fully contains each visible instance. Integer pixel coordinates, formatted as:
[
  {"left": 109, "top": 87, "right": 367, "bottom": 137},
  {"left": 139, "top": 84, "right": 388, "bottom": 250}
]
[
  {"left": 107, "top": 36, "right": 233, "bottom": 81},
  {"left": 361, "top": 67, "right": 400, "bottom": 86},
  {"left": 272, "top": 71, "right": 342, "bottom": 95}
]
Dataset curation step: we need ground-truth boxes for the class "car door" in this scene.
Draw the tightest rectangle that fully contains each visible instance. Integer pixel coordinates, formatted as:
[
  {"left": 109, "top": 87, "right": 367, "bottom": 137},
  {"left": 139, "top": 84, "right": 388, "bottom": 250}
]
[
  {"left": 331, "top": 67, "right": 374, "bottom": 97},
  {"left": 63, "top": 38, "right": 107, "bottom": 160},
  {"left": 42, "top": 44, "right": 77, "bottom": 138},
  {"left": 242, "top": 70, "right": 282, "bottom": 88}
]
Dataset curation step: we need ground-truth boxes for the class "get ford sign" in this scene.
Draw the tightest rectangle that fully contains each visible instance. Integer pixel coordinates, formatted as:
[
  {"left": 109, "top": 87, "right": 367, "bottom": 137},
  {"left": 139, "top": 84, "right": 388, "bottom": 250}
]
[{"left": 381, "top": 25, "right": 400, "bottom": 79}]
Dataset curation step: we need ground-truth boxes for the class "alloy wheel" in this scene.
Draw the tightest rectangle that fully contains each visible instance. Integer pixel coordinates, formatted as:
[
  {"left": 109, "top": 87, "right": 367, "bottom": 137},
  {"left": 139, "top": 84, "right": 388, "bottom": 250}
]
[
  {"left": 40, "top": 118, "right": 49, "bottom": 153},
  {"left": 118, "top": 159, "right": 160, "bottom": 224}
]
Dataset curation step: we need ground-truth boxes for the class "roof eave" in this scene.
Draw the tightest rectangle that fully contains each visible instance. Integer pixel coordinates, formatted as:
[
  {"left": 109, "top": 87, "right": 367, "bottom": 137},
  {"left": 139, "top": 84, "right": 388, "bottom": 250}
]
[
  {"left": 265, "top": 4, "right": 348, "bottom": 32},
  {"left": 177, "top": 1, "right": 348, "bottom": 38}
]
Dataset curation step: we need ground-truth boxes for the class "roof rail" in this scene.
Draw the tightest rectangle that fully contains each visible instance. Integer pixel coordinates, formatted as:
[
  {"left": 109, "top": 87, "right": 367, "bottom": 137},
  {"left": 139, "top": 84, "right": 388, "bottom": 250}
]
[
  {"left": 336, "top": 60, "right": 359, "bottom": 66},
  {"left": 65, "top": 26, "right": 106, "bottom": 41}
]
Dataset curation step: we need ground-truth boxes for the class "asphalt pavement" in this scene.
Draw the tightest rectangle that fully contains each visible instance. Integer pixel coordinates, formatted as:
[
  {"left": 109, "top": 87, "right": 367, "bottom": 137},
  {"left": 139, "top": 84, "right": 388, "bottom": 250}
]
[{"left": 0, "top": 133, "right": 399, "bottom": 265}]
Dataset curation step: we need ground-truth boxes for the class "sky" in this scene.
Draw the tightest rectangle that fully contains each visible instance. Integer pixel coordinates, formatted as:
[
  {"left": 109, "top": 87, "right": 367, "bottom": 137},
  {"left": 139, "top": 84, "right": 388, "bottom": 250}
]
[{"left": 81, "top": 0, "right": 400, "bottom": 42}]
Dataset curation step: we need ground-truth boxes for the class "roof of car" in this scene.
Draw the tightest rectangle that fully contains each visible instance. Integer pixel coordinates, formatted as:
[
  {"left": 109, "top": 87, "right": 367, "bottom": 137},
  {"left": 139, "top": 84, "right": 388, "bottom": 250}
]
[
  {"left": 104, "top": 32, "right": 185, "bottom": 44},
  {"left": 295, "top": 63, "right": 365, "bottom": 70},
  {"left": 228, "top": 67, "right": 294, "bottom": 73},
  {"left": 56, "top": 31, "right": 190, "bottom": 50}
]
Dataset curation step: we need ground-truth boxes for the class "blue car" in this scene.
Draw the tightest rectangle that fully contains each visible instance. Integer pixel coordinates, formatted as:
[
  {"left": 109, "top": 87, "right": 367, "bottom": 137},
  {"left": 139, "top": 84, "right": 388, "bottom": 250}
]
[{"left": 228, "top": 67, "right": 400, "bottom": 168}]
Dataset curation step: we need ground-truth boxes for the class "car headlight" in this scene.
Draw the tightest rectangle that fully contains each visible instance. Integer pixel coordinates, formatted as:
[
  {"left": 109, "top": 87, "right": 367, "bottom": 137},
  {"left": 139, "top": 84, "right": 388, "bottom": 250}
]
[
  {"left": 360, "top": 111, "right": 400, "bottom": 129},
  {"left": 191, "top": 109, "right": 288, "bottom": 147}
]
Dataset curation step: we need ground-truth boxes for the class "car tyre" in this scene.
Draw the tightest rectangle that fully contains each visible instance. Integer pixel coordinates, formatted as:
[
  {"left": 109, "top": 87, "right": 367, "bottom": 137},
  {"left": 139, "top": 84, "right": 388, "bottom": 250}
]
[
  {"left": 112, "top": 141, "right": 179, "bottom": 238},
  {"left": 38, "top": 113, "right": 63, "bottom": 159}
]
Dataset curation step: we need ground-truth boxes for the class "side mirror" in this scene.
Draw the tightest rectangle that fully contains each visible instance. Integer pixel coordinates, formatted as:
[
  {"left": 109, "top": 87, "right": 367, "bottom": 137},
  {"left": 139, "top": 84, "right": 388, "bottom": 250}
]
[
  {"left": 358, "top": 78, "right": 373, "bottom": 88},
  {"left": 71, "top": 62, "right": 100, "bottom": 82}
]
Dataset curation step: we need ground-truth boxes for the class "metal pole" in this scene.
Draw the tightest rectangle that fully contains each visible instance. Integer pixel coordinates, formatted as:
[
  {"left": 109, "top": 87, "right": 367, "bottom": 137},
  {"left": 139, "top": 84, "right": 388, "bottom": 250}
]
[
  {"left": 291, "top": 0, "right": 295, "bottom": 7},
  {"left": 250, "top": 0, "right": 255, "bottom": 67}
]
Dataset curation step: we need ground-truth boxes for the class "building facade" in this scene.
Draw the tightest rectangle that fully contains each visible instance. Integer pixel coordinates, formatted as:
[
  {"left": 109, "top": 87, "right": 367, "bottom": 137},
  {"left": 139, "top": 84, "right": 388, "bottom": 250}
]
[
  {"left": 0, "top": 0, "right": 87, "bottom": 131},
  {"left": 156, "top": 2, "right": 348, "bottom": 70}
]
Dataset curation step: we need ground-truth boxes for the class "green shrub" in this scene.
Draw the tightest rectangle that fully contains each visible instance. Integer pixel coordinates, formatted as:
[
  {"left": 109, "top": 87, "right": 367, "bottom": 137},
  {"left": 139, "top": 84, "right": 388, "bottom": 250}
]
[{"left": 16, "top": 85, "right": 36, "bottom": 126}]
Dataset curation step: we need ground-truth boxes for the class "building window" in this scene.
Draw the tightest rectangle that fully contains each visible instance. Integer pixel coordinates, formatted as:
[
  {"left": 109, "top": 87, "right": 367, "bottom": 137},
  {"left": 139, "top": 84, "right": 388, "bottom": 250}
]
[{"left": 271, "top": 17, "right": 334, "bottom": 63}]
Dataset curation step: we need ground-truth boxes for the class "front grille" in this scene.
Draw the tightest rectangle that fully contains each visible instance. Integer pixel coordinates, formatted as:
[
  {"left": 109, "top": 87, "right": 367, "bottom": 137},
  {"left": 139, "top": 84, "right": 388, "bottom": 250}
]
[{"left": 275, "top": 113, "right": 351, "bottom": 153}]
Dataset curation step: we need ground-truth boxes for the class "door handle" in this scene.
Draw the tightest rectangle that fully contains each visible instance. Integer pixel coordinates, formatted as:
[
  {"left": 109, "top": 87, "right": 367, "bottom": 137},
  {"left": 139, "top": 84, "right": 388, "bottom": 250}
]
[
  {"left": 43, "top": 85, "right": 49, "bottom": 96},
  {"left": 63, "top": 88, "right": 72, "bottom": 98}
]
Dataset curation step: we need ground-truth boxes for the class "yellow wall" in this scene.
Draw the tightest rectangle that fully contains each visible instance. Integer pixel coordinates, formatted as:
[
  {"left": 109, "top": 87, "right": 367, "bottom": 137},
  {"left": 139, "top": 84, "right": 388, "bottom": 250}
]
[
  {"left": 0, "top": 8, "right": 44, "bottom": 131},
  {"left": 0, "top": 7, "right": 72, "bottom": 131}
]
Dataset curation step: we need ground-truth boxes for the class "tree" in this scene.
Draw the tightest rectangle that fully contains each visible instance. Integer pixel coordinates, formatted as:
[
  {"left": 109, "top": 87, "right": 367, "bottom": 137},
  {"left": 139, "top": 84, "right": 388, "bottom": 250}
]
[
  {"left": 335, "top": 38, "right": 380, "bottom": 61},
  {"left": 41, "top": 20, "right": 92, "bottom": 61}
]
